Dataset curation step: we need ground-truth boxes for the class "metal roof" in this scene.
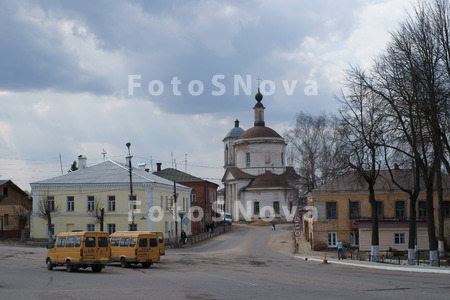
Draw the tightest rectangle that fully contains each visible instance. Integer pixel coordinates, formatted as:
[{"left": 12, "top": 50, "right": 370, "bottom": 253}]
[
  {"left": 31, "top": 160, "right": 175, "bottom": 186},
  {"left": 154, "top": 168, "right": 203, "bottom": 182}
]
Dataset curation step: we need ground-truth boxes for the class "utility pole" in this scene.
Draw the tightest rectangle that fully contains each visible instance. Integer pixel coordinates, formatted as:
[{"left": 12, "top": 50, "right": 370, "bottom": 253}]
[
  {"left": 126, "top": 142, "right": 136, "bottom": 231},
  {"left": 173, "top": 181, "right": 179, "bottom": 247}
]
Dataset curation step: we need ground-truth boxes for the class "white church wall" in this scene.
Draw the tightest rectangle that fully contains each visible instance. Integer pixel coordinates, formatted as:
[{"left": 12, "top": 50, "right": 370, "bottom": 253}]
[
  {"left": 242, "top": 189, "right": 292, "bottom": 220},
  {"left": 235, "top": 141, "right": 285, "bottom": 175}
]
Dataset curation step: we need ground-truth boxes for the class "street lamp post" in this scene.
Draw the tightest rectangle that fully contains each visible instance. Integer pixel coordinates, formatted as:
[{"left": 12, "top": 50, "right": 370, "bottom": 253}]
[
  {"left": 126, "top": 142, "right": 136, "bottom": 231},
  {"left": 173, "top": 181, "right": 178, "bottom": 248}
]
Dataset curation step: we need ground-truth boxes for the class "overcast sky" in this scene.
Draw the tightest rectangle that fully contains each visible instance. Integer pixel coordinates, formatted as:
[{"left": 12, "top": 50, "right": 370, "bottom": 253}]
[{"left": 0, "top": 0, "right": 413, "bottom": 191}]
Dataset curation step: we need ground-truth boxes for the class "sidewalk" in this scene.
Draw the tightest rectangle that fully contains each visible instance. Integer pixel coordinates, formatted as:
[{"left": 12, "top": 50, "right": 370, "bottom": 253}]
[{"left": 295, "top": 234, "right": 450, "bottom": 275}]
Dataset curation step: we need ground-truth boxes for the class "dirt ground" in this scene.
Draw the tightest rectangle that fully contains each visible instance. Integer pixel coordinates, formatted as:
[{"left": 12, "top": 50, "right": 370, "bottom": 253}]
[{"left": 267, "top": 223, "right": 297, "bottom": 256}]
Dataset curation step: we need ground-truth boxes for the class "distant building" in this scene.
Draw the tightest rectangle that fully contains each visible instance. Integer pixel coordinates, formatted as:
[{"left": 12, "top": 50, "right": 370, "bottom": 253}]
[
  {"left": 30, "top": 156, "right": 191, "bottom": 239},
  {"left": 306, "top": 168, "right": 450, "bottom": 251},
  {"left": 222, "top": 90, "right": 299, "bottom": 222},
  {"left": 0, "top": 179, "right": 31, "bottom": 238},
  {"left": 154, "top": 163, "right": 218, "bottom": 234}
]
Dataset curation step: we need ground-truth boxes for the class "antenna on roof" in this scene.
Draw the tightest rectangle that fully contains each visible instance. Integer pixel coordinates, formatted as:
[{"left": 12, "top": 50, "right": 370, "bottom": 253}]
[
  {"left": 59, "top": 153, "right": 63, "bottom": 175},
  {"left": 102, "top": 148, "right": 107, "bottom": 161},
  {"left": 185, "top": 153, "right": 187, "bottom": 173}
]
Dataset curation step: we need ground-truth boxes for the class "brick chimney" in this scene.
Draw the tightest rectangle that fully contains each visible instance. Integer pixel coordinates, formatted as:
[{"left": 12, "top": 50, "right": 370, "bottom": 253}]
[
  {"left": 156, "top": 162, "right": 162, "bottom": 172},
  {"left": 78, "top": 155, "right": 87, "bottom": 169}
]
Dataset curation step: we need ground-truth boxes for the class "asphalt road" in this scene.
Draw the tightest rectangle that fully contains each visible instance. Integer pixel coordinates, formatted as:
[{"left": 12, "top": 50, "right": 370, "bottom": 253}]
[{"left": 1, "top": 224, "right": 450, "bottom": 300}]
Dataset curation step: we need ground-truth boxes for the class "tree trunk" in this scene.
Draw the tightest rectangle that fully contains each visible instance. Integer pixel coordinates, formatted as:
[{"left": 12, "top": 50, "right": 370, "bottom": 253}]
[
  {"left": 369, "top": 185, "right": 380, "bottom": 262},
  {"left": 100, "top": 208, "right": 105, "bottom": 232},
  {"left": 408, "top": 195, "right": 417, "bottom": 265},
  {"left": 47, "top": 211, "right": 53, "bottom": 243},
  {"left": 425, "top": 181, "right": 438, "bottom": 266},
  {"left": 436, "top": 165, "right": 445, "bottom": 257},
  {"left": 20, "top": 229, "right": 26, "bottom": 242}
]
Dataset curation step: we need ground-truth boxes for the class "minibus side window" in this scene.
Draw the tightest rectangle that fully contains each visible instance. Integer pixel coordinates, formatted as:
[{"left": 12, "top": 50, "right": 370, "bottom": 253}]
[
  {"left": 120, "top": 238, "right": 129, "bottom": 247},
  {"left": 85, "top": 236, "right": 95, "bottom": 247},
  {"left": 130, "top": 238, "right": 136, "bottom": 247},
  {"left": 66, "top": 237, "right": 75, "bottom": 247},
  {"left": 57, "top": 237, "right": 66, "bottom": 248},
  {"left": 158, "top": 236, "right": 163, "bottom": 244},
  {"left": 111, "top": 238, "right": 119, "bottom": 246},
  {"left": 98, "top": 237, "right": 108, "bottom": 247},
  {"left": 150, "top": 238, "right": 158, "bottom": 247},
  {"left": 139, "top": 238, "right": 148, "bottom": 247},
  {"left": 74, "top": 237, "right": 82, "bottom": 247}
]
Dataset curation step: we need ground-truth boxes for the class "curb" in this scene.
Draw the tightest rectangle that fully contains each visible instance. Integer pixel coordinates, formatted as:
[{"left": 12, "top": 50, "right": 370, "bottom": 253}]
[{"left": 294, "top": 255, "right": 450, "bottom": 274}]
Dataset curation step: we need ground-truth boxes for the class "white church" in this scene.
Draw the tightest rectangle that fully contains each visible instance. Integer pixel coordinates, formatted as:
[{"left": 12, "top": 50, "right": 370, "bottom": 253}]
[{"left": 222, "top": 89, "right": 299, "bottom": 222}]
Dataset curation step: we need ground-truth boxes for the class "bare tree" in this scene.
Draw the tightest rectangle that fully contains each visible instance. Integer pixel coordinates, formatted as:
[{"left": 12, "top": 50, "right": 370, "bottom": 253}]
[
  {"left": 13, "top": 205, "right": 30, "bottom": 242},
  {"left": 284, "top": 112, "right": 345, "bottom": 196},
  {"left": 37, "top": 192, "right": 59, "bottom": 242},
  {"left": 89, "top": 198, "right": 106, "bottom": 232},
  {"left": 367, "top": 0, "right": 445, "bottom": 265},
  {"left": 336, "top": 67, "right": 387, "bottom": 262}
]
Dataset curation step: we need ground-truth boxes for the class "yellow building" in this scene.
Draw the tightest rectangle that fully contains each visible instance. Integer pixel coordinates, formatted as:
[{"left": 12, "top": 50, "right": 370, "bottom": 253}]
[
  {"left": 30, "top": 156, "right": 191, "bottom": 240},
  {"left": 306, "top": 168, "right": 450, "bottom": 252}
]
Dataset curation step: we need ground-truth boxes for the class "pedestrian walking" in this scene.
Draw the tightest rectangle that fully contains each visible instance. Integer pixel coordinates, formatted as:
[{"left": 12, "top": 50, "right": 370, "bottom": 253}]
[
  {"left": 271, "top": 220, "right": 276, "bottom": 231},
  {"left": 337, "top": 240, "right": 343, "bottom": 260},
  {"left": 181, "top": 230, "right": 187, "bottom": 245}
]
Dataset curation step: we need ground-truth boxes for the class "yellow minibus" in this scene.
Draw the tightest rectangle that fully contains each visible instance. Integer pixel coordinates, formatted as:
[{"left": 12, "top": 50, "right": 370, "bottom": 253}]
[
  {"left": 46, "top": 231, "right": 110, "bottom": 272},
  {"left": 150, "top": 231, "right": 165, "bottom": 256},
  {"left": 109, "top": 231, "right": 160, "bottom": 268}
]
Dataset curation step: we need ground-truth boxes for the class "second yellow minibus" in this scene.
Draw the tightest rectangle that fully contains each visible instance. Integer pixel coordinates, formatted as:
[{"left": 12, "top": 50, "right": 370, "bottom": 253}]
[{"left": 109, "top": 231, "right": 160, "bottom": 268}]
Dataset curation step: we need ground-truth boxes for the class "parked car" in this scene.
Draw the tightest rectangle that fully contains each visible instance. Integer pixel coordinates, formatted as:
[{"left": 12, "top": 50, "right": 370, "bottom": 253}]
[{"left": 223, "top": 213, "right": 232, "bottom": 225}]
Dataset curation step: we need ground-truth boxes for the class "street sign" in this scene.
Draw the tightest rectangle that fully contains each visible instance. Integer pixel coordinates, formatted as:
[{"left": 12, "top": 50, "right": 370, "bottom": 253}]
[
  {"left": 294, "top": 216, "right": 300, "bottom": 223},
  {"left": 294, "top": 229, "right": 301, "bottom": 237},
  {"left": 294, "top": 223, "right": 301, "bottom": 230}
]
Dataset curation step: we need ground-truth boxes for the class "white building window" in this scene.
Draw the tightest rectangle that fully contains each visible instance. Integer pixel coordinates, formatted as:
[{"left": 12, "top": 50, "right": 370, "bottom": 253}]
[
  {"left": 87, "top": 196, "right": 95, "bottom": 211},
  {"left": 273, "top": 201, "right": 280, "bottom": 214},
  {"left": 86, "top": 224, "right": 95, "bottom": 231},
  {"left": 246, "top": 152, "right": 251, "bottom": 166},
  {"left": 107, "top": 224, "right": 116, "bottom": 235},
  {"left": 328, "top": 232, "right": 337, "bottom": 247},
  {"left": 67, "top": 196, "right": 74, "bottom": 211},
  {"left": 394, "top": 233, "right": 406, "bottom": 244},
  {"left": 108, "top": 196, "right": 116, "bottom": 211},
  {"left": 254, "top": 201, "right": 260, "bottom": 215},
  {"left": 190, "top": 191, "right": 197, "bottom": 203},
  {"left": 47, "top": 196, "right": 55, "bottom": 211},
  {"left": 350, "top": 231, "right": 359, "bottom": 247}
]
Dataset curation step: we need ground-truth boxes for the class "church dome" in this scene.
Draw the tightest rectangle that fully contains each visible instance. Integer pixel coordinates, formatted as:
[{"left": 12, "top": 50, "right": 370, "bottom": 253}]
[
  {"left": 224, "top": 119, "right": 245, "bottom": 139},
  {"left": 238, "top": 126, "right": 282, "bottom": 139}
]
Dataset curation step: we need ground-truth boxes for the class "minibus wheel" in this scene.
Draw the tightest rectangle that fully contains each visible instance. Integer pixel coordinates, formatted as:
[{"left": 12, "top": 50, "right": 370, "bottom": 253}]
[
  {"left": 141, "top": 262, "right": 151, "bottom": 268},
  {"left": 66, "top": 260, "right": 74, "bottom": 272},
  {"left": 92, "top": 265, "right": 103, "bottom": 272},
  {"left": 46, "top": 259, "right": 53, "bottom": 270},
  {"left": 120, "top": 257, "right": 129, "bottom": 268}
]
